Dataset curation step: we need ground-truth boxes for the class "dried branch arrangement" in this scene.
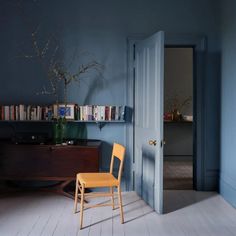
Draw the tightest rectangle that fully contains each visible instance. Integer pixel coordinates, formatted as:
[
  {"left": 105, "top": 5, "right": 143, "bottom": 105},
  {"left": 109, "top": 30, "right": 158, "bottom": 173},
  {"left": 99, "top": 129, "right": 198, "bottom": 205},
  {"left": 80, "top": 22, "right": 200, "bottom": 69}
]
[
  {"left": 14, "top": 0, "right": 104, "bottom": 106},
  {"left": 166, "top": 94, "right": 192, "bottom": 113}
]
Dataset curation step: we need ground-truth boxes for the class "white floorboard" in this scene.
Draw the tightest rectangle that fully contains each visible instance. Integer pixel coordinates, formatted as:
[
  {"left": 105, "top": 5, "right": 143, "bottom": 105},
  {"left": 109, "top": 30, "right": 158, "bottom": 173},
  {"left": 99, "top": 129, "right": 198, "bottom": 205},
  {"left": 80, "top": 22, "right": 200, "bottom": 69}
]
[{"left": 0, "top": 190, "right": 236, "bottom": 236}]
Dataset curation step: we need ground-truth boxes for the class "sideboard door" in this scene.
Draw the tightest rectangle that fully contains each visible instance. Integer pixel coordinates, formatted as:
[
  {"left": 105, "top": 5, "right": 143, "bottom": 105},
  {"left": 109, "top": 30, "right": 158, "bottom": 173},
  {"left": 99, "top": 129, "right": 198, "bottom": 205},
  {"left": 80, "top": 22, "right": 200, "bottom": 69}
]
[{"left": 49, "top": 146, "right": 100, "bottom": 178}]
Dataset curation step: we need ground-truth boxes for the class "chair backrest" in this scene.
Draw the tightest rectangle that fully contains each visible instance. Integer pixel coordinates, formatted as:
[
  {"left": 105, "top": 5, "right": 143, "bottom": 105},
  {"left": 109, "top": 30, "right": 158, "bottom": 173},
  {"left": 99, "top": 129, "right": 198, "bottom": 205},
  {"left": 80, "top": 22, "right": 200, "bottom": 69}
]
[{"left": 109, "top": 143, "right": 126, "bottom": 182}]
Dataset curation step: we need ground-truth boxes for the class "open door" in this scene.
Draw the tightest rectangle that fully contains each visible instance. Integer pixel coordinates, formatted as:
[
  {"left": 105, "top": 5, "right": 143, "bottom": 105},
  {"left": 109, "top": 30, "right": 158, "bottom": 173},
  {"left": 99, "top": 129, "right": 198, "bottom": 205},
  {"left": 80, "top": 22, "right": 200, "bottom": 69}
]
[{"left": 134, "top": 31, "right": 164, "bottom": 213}]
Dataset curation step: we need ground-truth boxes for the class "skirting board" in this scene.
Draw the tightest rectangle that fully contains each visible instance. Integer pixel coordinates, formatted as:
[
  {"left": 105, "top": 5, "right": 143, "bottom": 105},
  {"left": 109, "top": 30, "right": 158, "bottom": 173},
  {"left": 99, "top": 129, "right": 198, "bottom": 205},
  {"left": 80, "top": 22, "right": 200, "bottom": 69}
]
[
  {"left": 204, "top": 169, "right": 219, "bottom": 191},
  {"left": 220, "top": 177, "right": 236, "bottom": 208}
]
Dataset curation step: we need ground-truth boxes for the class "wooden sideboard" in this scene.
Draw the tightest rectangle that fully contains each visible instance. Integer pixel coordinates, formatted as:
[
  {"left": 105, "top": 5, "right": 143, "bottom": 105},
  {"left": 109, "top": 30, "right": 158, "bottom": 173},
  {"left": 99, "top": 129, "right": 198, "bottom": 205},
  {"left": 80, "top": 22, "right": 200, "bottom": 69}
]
[{"left": 0, "top": 140, "right": 101, "bottom": 197}]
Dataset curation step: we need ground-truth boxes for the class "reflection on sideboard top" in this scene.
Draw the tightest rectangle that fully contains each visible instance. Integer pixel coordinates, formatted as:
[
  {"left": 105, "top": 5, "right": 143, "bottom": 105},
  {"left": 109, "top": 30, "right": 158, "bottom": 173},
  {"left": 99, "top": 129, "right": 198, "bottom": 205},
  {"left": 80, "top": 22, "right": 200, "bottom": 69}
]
[
  {"left": 0, "top": 138, "right": 102, "bottom": 147},
  {"left": 164, "top": 120, "right": 193, "bottom": 123}
]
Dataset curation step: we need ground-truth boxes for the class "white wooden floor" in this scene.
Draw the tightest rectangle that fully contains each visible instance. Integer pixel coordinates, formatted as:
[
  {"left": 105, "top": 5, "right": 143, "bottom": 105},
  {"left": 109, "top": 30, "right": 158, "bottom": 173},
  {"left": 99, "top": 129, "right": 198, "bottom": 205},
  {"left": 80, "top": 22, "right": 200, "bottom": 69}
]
[{"left": 0, "top": 190, "right": 236, "bottom": 236}]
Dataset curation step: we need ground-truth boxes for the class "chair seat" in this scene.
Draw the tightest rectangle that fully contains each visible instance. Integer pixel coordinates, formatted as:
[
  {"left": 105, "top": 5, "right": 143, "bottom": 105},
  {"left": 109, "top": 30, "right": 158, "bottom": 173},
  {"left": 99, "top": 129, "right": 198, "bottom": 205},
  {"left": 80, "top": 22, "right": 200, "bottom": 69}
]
[{"left": 77, "top": 173, "right": 119, "bottom": 188}]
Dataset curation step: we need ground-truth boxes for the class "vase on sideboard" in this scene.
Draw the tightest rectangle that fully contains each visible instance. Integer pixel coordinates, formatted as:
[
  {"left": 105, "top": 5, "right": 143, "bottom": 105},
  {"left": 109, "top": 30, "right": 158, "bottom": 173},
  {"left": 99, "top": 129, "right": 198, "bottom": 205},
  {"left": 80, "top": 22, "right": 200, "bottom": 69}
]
[{"left": 53, "top": 117, "right": 67, "bottom": 144}]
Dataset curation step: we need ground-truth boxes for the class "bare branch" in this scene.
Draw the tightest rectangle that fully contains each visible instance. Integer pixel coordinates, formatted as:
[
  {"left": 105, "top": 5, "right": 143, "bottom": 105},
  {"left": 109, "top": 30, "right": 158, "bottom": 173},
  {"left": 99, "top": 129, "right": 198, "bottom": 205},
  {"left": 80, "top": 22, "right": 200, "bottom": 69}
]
[
  {"left": 32, "top": 24, "right": 40, "bottom": 38},
  {"left": 15, "top": 0, "right": 104, "bottom": 104},
  {"left": 36, "top": 86, "right": 53, "bottom": 95},
  {"left": 41, "top": 38, "right": 50, "bottom": 57},
  {"left": 14, "top": 53, "right": 35, "bottom": 59}
]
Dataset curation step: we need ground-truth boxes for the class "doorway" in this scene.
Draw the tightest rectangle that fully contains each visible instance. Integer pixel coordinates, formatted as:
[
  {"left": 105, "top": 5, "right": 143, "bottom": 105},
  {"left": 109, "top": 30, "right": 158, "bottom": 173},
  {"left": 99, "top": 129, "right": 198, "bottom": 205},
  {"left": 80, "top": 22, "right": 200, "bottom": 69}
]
[{"left": 163, "top": 47, "right": 194, "bottom": 190}]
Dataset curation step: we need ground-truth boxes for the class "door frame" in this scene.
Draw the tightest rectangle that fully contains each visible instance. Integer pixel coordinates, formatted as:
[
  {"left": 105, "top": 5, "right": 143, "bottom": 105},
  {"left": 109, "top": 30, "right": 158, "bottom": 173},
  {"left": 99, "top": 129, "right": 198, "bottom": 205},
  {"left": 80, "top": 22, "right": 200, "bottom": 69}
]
[{"left": 126, "top": 34, "right": 207, "bottom": 192}]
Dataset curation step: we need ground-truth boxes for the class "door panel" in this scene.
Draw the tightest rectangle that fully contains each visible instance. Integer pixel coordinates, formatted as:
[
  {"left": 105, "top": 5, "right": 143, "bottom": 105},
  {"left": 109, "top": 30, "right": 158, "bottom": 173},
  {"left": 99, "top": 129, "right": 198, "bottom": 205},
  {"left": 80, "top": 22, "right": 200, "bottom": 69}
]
[
  {"left": 135, "top": 31, "right": 164, "bottom": 213},
  {"left": 142, "top": 147, "right": 155, "bottom": 208}
]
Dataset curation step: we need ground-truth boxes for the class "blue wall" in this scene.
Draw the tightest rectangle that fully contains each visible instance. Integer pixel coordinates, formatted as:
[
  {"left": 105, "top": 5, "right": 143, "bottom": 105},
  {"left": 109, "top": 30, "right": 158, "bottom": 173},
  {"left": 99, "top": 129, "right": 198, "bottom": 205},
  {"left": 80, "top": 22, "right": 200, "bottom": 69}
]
[
  {"left": 220, "top": 0, "right": 236, "bottom": 207},
  {"left": 0, "top": 0, "right": 220, "bottom": 190}
]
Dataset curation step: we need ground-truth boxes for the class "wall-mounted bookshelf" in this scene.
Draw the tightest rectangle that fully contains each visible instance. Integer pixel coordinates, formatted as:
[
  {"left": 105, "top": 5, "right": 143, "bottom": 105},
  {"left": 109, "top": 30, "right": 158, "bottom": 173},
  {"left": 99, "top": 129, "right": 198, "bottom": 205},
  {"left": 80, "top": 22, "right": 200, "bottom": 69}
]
[{"left": 0, "top": 104, "right": 132, "bottom": 130}]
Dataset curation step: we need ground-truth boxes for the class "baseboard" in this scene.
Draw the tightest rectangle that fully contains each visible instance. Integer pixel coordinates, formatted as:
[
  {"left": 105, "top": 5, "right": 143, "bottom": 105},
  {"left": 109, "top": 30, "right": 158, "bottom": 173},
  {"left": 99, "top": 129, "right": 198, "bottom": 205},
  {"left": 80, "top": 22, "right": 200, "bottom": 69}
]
[
  {"left": 220, "top": 176, "right": 236, "bottom": 208},
  {"left": 204, "top": 169, "right": 219, "bottom": 191}
]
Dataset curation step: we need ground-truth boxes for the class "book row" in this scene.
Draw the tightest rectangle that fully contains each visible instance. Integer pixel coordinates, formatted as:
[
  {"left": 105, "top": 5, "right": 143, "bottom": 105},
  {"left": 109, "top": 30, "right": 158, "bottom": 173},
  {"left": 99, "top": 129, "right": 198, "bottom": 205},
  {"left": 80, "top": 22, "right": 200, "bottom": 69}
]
[
  {"left": 0, "top": 104, "right": 126, "bottom": 121},
  {"left": 78, "top": 105, "right": 126, "bottom": 121},
  {"left": 0, "top": 105, "right": 55, "bottom": 121}
]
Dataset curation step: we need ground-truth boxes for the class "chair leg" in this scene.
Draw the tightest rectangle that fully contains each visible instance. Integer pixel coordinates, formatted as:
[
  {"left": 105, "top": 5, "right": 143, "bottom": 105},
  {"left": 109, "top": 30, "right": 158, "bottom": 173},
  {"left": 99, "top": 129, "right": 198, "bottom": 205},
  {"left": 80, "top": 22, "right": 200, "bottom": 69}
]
[
  {"left": 110, "top": 187, "right": 115, "bottom": 210},
  {"left": 74, "top": 178, "right": 79, "bottom": 213},
  {"left": 117, "top": 185, "right": 124, "bottom": 224},
  {"left": 80, "top": 184, "right": 85, "bottom": 229}
]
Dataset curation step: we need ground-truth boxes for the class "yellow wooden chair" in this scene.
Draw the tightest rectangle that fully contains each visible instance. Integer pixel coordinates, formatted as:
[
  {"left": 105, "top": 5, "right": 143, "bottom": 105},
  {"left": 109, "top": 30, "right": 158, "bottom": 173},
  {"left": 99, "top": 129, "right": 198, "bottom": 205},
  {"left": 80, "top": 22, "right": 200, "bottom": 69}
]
[{"left": 74, "top": 142, "right": 126, "bottom": 229}]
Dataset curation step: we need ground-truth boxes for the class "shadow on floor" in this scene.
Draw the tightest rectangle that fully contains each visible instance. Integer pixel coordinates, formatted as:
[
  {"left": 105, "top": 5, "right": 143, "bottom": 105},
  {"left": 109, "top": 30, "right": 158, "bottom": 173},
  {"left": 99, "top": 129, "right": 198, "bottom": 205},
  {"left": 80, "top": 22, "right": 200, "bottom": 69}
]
[{"left": 163, "top": 190, "right": 217, "bottom": 214}]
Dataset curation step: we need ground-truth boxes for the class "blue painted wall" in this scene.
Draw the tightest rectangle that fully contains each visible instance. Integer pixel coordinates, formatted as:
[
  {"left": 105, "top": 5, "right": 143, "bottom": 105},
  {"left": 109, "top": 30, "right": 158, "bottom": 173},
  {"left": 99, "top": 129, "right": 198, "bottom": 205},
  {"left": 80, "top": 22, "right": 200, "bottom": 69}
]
[
  {"left": 0, "top": 0, "right": 220, "bottom": 190},
  {"left": 220, "top": 0, "right": 236, "bottom": 207}
]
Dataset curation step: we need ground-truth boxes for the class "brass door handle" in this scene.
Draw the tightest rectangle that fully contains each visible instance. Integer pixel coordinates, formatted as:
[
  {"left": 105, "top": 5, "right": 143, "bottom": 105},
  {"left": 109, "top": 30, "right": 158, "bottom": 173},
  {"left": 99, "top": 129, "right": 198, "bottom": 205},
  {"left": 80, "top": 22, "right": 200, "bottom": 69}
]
[{"left": 149, "top": 140, "right": 157, "bottom": 146}]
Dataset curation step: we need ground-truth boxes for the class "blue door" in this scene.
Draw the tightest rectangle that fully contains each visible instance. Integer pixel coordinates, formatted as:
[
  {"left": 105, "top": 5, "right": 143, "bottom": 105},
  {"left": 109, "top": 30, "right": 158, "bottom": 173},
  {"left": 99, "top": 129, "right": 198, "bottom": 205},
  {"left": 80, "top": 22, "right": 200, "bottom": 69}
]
[{"left": 134, "top": 31, "right": 164, "bottom": 213}]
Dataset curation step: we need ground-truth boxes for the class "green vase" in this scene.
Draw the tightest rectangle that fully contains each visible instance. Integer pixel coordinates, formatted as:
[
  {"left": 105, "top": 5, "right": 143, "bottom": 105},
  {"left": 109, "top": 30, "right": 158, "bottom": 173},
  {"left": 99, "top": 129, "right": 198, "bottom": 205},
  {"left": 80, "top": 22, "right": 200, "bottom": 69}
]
[{"left": 53, "top": 118, "right": 67, "bottom": 144}]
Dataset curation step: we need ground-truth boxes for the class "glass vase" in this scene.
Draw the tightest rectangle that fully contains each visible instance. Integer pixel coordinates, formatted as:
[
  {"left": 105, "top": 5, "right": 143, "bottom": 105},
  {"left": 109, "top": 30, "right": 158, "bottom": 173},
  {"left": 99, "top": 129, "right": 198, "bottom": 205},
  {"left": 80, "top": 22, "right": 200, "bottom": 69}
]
[{"left": 53, "top": 118, "right": 67, "bottom": 144}]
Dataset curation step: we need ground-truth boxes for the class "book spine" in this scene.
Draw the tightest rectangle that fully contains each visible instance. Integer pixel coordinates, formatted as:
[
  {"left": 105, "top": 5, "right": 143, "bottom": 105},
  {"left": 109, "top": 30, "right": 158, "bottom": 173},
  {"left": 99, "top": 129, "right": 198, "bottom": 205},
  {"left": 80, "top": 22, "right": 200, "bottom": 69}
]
[
  {"left": 83, "top": 106, "right": 88, "bottom": 121},
  {"left": 104, "top": 106, "right": 109, "bottom": 120},
  {"left": 74, "top": 104, "right": 78, "bottom": 120},
  {"left": 111, "top": 106, "right": 116, "bottom": 120},
  {"left": 93, "top": 105, "right": 98, "bottom": 121},
  {"left": 0, "top": 105, "right": 3, "bottom": 120},
  {"left": 53, "top": 104, "right": 58, "bottom": 119},
  {"left": 0, "top": 106, "right": 2, "bottom": 120},
  {"left": 19, "top": 104, "right": 23, "bottom": 121},
  {"left": 108, "top": 106, "right": 112, "bottom": 120},
  {"left": 47, "top": 106, "right": 53, "bottom": 120},
  {"left": 100, "top": 106, "right": 105, "bottom": 120},
  {"left": 115, "top": 106, "right": 119, "bottom": 120},
  {"left": 4, "top": 106, "right": 10, "bottom": 121},
  {"left": 120, "top": 106, "right": 125, "bottom": 121},
  {"left": 88, "top": 105, "right": 93, "bottom": 120},
  {"left": 10, "top": 105, "right": 14, "bottom": 120},
  {"left": 15, "top": 105, "right": 18, "bottom": 121},
  {"left": 79, "top": 106, "right": 83, "bottom": 120}
]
